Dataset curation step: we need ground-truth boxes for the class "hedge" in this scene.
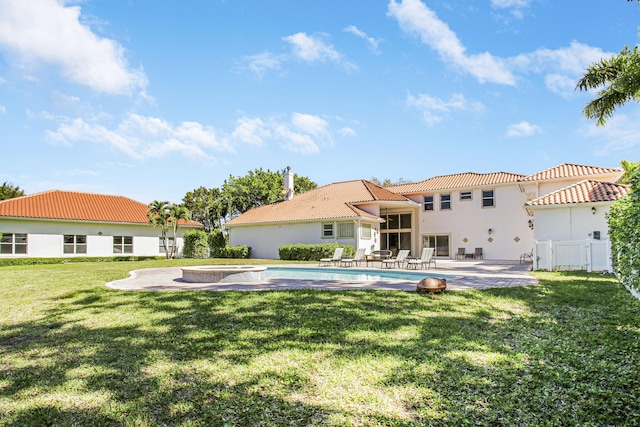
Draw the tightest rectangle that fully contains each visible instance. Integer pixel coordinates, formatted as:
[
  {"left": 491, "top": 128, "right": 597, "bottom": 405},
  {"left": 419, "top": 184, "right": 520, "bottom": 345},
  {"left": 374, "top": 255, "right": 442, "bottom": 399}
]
[
  {"left": 212, "top": 245, "right": 251, "bottom": 259},
  {"left": 278, "top": 243, "right": 355, "bottom": 261},
  {"left": 0, "top": 256, "right": 163, "bottom": 267},
  {"left": 182, "top": 229, "right": 209, "bottom": 259}
]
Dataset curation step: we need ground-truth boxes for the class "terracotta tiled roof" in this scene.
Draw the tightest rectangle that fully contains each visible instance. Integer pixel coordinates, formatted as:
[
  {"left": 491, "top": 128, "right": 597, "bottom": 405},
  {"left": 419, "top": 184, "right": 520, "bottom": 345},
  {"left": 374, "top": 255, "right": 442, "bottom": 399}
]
[
  {"left": 519, "top": 163, "right": 623, "bottom": 182},
  {"left": 526, "top": 180, "right": 629, "bottom": 207},
  {"left": 226, "top": 180, "right": 414, "bottom": 226},
  {"left": 0, "top": 190, "right": 202, "bottom": 226},
  {"left": 386, "top": 172, "right": 525, "bottom": 194}
]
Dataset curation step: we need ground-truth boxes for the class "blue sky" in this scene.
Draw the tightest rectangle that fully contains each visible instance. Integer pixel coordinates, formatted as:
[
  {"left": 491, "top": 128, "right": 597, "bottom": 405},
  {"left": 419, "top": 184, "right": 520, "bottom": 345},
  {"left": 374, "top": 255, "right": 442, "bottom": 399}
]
[{"left": 1, "top": 0, "right": 639, "bottom": 204}]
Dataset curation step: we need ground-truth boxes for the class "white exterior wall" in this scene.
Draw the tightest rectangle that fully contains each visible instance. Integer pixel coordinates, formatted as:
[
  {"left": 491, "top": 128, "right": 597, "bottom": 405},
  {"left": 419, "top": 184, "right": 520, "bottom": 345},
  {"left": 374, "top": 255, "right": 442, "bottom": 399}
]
[
  {"left": 532, "top": 204, "right": 611, "bottom": 242},
  {"left": 417, "top": 185, "right": 532, "bottom": 260},
  {"left": 229, "top": 219, "right": 378, "bottom": 259},
  {"left": 0, "top": 218, "right": 191, "bottom": 258}
]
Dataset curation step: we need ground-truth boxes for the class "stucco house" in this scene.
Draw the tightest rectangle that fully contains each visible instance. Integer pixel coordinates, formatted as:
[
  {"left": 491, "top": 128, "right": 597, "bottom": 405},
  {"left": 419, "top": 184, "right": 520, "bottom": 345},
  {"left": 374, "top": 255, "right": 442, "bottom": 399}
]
[
  {"left": 0, "top": 190, "right": 202, "bottom": 258},
  {"left": 227, "top": 163, "right": 625, "bottom": 262}
]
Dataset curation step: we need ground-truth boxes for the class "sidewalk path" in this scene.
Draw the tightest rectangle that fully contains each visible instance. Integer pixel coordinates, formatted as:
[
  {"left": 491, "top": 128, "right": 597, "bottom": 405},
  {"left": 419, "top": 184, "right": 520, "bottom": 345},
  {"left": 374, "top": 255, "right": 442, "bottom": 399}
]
[{"left": 106, "top": 260, "right": 537, "bottom": 292}]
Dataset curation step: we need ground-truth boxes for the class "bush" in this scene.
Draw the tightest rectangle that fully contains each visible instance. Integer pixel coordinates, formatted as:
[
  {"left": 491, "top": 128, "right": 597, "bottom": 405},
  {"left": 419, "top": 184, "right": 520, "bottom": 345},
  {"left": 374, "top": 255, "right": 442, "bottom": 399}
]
[
  {"left": 208, "top": 229, "right": 226, "bottom": 251},
  {"left": 182, "top": 230, "right": 209, "bottom": 259},
  {"left": 278, "top": 243, "right": 355, "bottom": 261},
  {"left": 212, "top": 245, "right": 251, "bottom": 259},
  {"left": 0, "top": 256, "right": 163, "bottom": 267}
]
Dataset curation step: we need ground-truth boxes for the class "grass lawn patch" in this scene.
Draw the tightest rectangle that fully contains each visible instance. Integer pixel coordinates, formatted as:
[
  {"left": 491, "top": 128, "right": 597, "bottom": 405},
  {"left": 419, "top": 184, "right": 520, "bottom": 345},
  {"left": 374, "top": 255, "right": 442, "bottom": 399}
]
[{"left": 0, "top": 262, "right": 639, "bottom": 426}]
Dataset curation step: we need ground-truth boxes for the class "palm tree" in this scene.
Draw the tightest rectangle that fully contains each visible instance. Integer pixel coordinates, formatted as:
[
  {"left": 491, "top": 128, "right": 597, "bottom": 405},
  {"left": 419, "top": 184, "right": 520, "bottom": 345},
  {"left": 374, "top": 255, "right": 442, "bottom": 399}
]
[
  {"left": 618, "top": 160, "right": 640, "bottom": 185},
  {"left": 148, "top": 200, "right": 171, "bottom": 259},
  {"left": 576, "top": 46, "right": 640, "bottom": 126},
  {"left": 168, "top": 204, "right": 191, "bottom": 259}
]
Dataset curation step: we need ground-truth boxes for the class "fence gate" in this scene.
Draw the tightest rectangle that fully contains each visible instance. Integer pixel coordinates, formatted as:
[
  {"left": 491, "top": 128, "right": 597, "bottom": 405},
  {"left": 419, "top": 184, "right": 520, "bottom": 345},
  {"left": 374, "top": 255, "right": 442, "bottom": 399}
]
[{"left": 533, "top": 240, "right": 612, "bottom": 272}]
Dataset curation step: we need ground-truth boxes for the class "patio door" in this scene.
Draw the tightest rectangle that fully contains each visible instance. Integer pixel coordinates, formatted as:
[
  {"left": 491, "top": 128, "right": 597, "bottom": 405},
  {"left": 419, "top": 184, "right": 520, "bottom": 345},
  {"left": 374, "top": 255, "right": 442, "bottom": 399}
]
[
  {"left": 422, "top": 234, "right": 449, "bottom": 258},
  {"left": 381, "top": 213, "right": 412, "bottom": 256}
]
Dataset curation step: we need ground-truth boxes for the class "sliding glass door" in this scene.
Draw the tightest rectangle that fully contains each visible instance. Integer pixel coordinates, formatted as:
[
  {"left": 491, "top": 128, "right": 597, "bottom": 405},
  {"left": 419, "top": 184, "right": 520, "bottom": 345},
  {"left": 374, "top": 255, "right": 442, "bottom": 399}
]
[{"left": 422, "top": 234, "right": 450, "bottom": 258}]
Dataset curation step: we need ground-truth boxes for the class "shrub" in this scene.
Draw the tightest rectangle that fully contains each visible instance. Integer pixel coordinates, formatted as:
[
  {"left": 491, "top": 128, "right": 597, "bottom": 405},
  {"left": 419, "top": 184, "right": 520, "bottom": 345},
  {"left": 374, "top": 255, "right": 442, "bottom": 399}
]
[
  {"left": 278, "top": 243, "right": 355, "bottom": 261},
  {"left": 182, "top": 230, "right": 209, "bottom": 259},
  {"left": 0, "top": 256, "right": 163, "bottom": 267},
  {"left": 212, "top": 245, "right": 251, "bottom": 259},
  {"left": 208, "top": 228, "right": 226, "bottom": 251}
]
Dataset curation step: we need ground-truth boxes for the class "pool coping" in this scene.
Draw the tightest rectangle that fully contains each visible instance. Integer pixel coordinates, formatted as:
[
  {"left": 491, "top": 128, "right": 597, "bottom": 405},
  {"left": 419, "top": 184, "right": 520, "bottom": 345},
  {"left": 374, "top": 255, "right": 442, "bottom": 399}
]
[{"left": 105, "top": 260, "right": 538, "bottom": 292}]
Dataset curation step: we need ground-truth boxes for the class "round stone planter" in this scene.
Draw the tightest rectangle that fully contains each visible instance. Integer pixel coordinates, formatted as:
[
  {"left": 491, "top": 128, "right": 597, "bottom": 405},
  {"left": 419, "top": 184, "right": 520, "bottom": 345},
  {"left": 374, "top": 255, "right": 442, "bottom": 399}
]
[{"left": 181, "top": 265, "right": 267, "bottom": 283}]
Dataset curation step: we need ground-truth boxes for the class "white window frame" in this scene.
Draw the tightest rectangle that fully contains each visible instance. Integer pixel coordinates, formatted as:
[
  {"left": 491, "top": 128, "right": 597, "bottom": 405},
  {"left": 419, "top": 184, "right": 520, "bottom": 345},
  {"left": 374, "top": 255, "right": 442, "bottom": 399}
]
[
  {"left": 361, "top": 223, "right": 372, "bottom": 239},
  {"left": 0, "top": 233, "right": 27, "bottom": 254},
  {"left": 64, "top": 234, "right": 87, "bottom": 254},
  {"left": 482, "top": 189, "right": 495, "bottom": 208},
  {"left": 440, "top": 193, "right": 451, "bottom": 210},
  {"left": 321, "top": 223, "right": 334, "bottom": 239},
  {"left": 423, "top": 195, "right": 434, "bottom": 211},
  {"left": 159, "top": 236, "right": 175, "bottom": 253},
  {"left": 460, "top": 191, "right": 472, "bottom": 201},
  {"left": 113, "top": 236, "right": 134, "bottom": 254}
]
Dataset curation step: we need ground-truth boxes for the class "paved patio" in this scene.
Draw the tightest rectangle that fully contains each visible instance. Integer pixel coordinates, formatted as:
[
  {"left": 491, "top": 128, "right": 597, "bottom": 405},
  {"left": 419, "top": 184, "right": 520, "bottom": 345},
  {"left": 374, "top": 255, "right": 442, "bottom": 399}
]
[{"left": 106, "top": 260, "right": 537, "bottom": 292}]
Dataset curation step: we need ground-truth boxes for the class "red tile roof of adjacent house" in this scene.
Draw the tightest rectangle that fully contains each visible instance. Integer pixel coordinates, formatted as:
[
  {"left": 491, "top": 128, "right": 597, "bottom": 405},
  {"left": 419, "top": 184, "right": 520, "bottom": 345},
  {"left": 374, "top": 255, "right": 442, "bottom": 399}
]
[
  {"left": 519, "top": 163, "right": 623, "bottom": 182},
  {"left": 386, "top": 172, "right": 525, "bottom": 194},
  {"left": 0, "top": 190, "right": 202, "bottom": 226},
  {"left": 526, "top": 180, "right": 629, "bottom": 207},
  {"left": 226, "top": 180, "right": 415, "bottom": 226}
]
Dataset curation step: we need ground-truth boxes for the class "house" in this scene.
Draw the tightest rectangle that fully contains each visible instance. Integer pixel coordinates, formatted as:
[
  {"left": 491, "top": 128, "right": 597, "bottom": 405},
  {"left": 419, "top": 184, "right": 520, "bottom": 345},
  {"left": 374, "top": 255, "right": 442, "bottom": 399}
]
[
  {"left": 227, "top": 163, "right": 625, "bottom": 262},
  {"left": 0, "top": 190, "right": 202, "bottom": 258}
]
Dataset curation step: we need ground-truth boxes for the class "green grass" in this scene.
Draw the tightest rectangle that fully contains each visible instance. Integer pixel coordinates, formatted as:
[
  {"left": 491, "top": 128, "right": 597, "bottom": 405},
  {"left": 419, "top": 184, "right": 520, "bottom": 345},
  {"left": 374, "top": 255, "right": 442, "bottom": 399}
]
[{"left": 0, "top": 262, "right": 639, "bottom": 426}]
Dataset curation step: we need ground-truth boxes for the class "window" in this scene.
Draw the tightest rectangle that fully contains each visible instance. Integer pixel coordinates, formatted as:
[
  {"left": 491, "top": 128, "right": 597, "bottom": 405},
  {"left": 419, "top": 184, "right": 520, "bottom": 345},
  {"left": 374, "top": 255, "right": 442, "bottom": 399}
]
[
  {"left": 440, "top": 193, "right": 451, "bottom": 210},
  {"left": 361, "top": 223, "right": 372, "bottom": 239},
  {"left": 159, "top": 237, "right": 175, "bottom": 253},
  {"left": 0, "top": 233, "right": 27, "bottom": 254},
  {"left": 322, "top": 223, "right": 334, "bottom": 239},
  {"left": 482, "top": 190, "right": 495, "bottom": 207},
  {"left": 337, "top": 222, "right": 354, "bottom": 238},
  {"left": 64, "top": 235, "right": 87, "bottom": 254},
  {"left": 460, "top": 191, "right": 472, "bottom": 201},
  {"left": 423, "top": 195, "right": 434, "bottom": 211},
  {"left": 113, "top": 236, "right": 133, "bottom": 254}
]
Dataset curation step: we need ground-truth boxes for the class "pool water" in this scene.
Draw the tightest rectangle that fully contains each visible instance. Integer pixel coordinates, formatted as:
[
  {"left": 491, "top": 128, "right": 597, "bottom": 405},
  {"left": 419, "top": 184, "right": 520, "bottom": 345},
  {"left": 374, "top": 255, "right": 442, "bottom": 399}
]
[{"left": 265, "top": 267, "right": 449, "bottom": 282}]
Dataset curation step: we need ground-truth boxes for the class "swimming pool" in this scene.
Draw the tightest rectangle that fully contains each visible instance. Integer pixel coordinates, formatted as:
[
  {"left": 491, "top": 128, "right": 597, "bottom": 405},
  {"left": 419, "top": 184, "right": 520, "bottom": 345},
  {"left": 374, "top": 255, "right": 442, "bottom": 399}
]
[{"left": 265, "top": 267, "right": 449, "bottom": 282}]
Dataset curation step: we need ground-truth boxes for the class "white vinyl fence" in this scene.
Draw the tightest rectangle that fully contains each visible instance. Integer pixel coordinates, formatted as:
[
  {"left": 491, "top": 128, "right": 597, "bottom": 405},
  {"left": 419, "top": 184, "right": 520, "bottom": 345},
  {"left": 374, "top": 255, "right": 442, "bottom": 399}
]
[{"left": 533, "top": 239, "right": 612, "bottom": 272}]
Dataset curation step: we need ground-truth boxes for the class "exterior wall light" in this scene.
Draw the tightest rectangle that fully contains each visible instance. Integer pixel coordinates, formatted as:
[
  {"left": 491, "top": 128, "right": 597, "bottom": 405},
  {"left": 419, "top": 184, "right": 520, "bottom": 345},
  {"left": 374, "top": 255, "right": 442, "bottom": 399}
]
[
  {"left": 528, "top": 220, "right": 534, "bottom": 230},
  {"left": 591, "top": 207, "right": 597, "bottom": 215},
  {"left": 488, "top": 228, "right": 493, "bottom": 235}
]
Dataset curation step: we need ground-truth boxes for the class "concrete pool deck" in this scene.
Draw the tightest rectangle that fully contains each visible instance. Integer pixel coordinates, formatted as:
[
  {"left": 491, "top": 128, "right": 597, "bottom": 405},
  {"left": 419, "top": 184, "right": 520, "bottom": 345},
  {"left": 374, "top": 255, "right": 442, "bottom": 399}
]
[{"left": 106, "top": 260, "right": 537, "bottom": 292}]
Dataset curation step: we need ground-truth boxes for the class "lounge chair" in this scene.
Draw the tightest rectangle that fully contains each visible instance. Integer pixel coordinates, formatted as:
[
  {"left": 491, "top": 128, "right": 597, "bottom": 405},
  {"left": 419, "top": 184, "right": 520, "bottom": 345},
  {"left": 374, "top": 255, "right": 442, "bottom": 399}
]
[
  {"left": 520, "top": 250, "right": 533, "bottom": 263},
  {"left": 319, "top": 247, "right": 344, "bottom": 266},
  {"left": 474, "top": 247, "right": 483, "bottom": 260},
  {"left": 340, "top": 247, "right": 366, "bottom": 267},
  {"left": 382, "top": 249, "right": 410, "bottom": 269},
  {"left": 365, "top": 250, "right": 393, "bottom": 267},
  {"left": 456, "top": 247, "right": 466, "bottom": 260},
  {"left": 406, "top": 247, "right": 435, "bottom": 270}
]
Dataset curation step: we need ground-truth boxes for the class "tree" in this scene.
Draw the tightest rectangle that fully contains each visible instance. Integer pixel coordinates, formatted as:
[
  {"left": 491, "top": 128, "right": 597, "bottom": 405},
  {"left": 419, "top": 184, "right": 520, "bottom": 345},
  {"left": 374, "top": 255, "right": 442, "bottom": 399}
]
[
  {"left": 148, "top": 200, "right": 171, "bottom": 259},
  {"left": 577, "top": 1, "right": 640, "bottom": 125},
  {"left": 168, "top": 204, "right": 191, "bottom": 259},
  {"left": 181, "top": 186, "right": 220, "bottom": 232},
  {"left": 370, "top": 177, "right": 413, "bottom": 186},
  {"left": 619, "top": 160, "right": 640, "bottom": 184},
  {"left": 0, "top": 182, "right": 25, "bottom": 200}
]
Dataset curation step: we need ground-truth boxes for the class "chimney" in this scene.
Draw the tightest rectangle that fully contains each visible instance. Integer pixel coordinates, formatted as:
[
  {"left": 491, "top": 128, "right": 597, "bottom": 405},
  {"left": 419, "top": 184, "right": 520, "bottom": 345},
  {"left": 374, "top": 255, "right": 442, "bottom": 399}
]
[{"left": 283, "top": 166, "right": 294, "bottom": 201}]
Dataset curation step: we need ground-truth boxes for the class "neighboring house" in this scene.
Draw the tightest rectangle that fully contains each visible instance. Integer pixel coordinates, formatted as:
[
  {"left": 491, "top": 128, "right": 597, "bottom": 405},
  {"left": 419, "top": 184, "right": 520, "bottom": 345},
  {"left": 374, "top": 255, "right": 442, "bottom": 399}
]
[
  {"left": 227, "top": 163, "right": 625, "bottom": 262},
  {"left": 0, "top": 190, "right": 202, "bottom": 258},
  {"left": 226, "top": 179, "right": 418, "bottom": 259}
]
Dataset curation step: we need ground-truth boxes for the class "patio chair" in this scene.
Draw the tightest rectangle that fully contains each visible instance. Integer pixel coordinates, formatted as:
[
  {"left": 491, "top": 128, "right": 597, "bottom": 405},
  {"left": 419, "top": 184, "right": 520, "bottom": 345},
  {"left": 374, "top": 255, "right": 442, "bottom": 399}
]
[
  {"left": 382, "top": 249, "right": 410, "bottom": 269},
  {"left": 319, "top": 247, "right": 344, "bottom": 266},
  {"left": 456, "top": 247, "right": 466, "bottom": 260},
  {"left": 474, "top": 247, "right": 483, "bottom": 260},
  {"left": 406, "top": 247, "right": 435, "bottom": 270},
  {"left": 365, "top": 250, "right": 392, "bottom": 267},
  {"left": 520, "top": 250, "right": 533, "bottom": 263},
  {"left": 340, "top": 247, "right": 367, "bottom": 267}
]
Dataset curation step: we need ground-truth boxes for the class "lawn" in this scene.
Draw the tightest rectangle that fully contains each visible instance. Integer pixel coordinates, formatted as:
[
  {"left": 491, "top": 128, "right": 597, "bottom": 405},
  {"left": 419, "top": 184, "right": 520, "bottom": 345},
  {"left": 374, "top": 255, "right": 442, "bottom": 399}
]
[{"left": 1, "top": 261, "right": 639, "bottom": 426}]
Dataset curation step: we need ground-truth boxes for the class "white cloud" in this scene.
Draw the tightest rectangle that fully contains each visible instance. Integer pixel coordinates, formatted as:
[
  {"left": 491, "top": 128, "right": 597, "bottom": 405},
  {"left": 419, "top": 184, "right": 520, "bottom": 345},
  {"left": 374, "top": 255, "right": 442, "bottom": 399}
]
[
  {"left": 0, "top": 105, "right": 5, "bottom": 114},
  {"left": 344, "top": 25, "right": 381, "bottom": 53},
  {"left": 339, "top": 127, "right": 357, "bottom": 136},
  {"left": 241, "top": 51, "right": 284, "bottom": 78},
  {"left": 491, "top": 0, "right": 530, "bottom": 19},
  {"left": 283, "top": 32, "right": 358, "bottom": 71},
  {"left": 231, "top": 117, "right": 270, "bottom": 146},
  {"left": 388, "top": 0, "right": 515, "bottom": 85},
  {"left": 406, "top": 92, "right": 485, "bottom": 124},
  {"left": 46, "top": 114, "right": 231, "bottom": 160},
  {"left": 0, "top": 0, "right": 147, "bottom": 94},
  {"left": 505, "top": 121, "right": 542, "bottom": 137},
  {"left": 579, "top": 111, "right": 640, "bottom": 155},
  {"left": 274, "top": 124, "right": 320, "bottom": 154}
]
